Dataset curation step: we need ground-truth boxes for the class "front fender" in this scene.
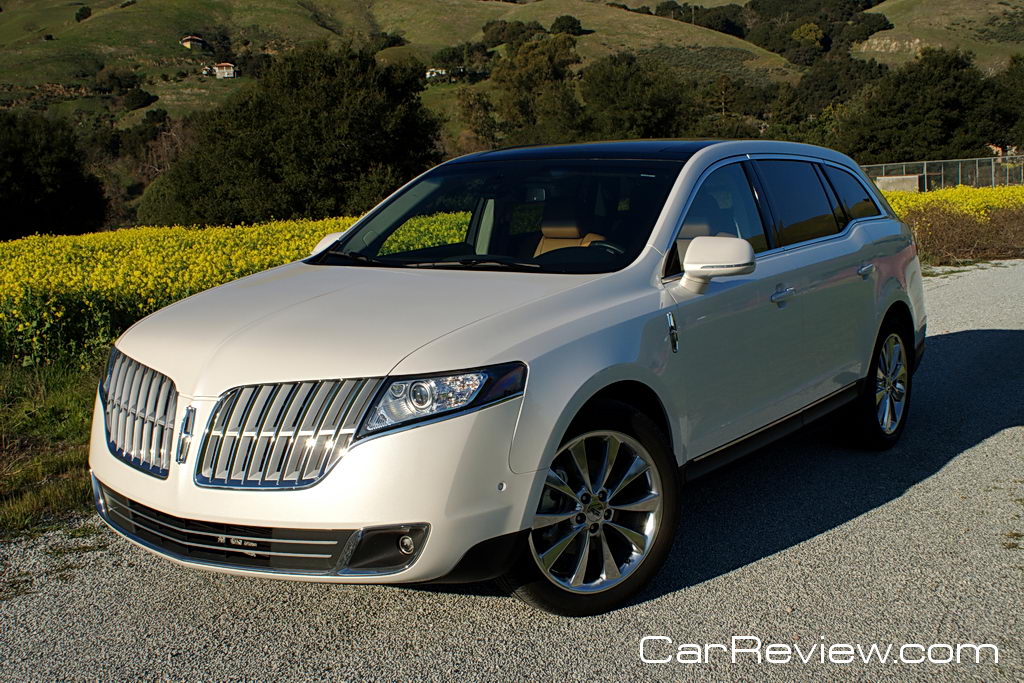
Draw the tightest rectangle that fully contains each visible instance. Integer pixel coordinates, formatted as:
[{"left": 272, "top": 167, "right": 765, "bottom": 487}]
[{"left": 507, "top": 311, "right": 681, "bottom": 476}]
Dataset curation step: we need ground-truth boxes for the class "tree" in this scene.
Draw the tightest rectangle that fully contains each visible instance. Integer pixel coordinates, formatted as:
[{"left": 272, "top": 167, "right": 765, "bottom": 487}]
[
  {"left": 0, "top": 111, "right": 106, "bottom": 240},
  {"left": 579, "top": 53, "right": 695, "bottom": 138},
  {"left": 488, "top": 35, "right": 583, "bottom": 142},
  {"left": 796, "top": 53, "right": 888, "bottom": 116},
  {"left": 791, "top": 22, "right": 824, "bottom": 46},
  {"left": 457, "top": 87, "right": 500, "bottom": 148},
  {"left": 75, "top": 5, "right": 91, "bottom": 21},
  {"left": 833, "top": 49, "right": 997, "bottom": 163},
  {"left": 137, "top": 43, "right": 441, "bottom": 225},
  {"left": 481, "top": 20, "right": 546, "bottom": 48},
  {"left": 550, "top": 15, "right": 585, "bottom": 36},
  {"left": 432, "top": 42, "right": 492, "bottom": 72}
]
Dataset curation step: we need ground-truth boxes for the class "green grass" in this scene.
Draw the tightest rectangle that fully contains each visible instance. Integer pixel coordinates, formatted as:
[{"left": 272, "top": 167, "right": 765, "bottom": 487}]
[
  {"left": 0, "top": 358, "right": 104, "bottom": 537},
  {"left": 855, "top": 0, "right": 1024, "bottom": 70}
]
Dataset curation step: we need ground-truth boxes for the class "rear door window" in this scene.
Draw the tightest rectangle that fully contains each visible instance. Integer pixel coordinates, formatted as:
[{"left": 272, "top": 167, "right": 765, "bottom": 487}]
[
  {"left": 823, "top": 165, "right": 882, "bottom": 221},
  {"left": 755, "top": 160, "right": 840, "bottom": 247}
]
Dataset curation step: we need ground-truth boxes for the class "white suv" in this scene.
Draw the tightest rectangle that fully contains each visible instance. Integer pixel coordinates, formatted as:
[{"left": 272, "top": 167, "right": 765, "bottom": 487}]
[{"left": 90, "top": 140, "right": 926, "bottom": 615}]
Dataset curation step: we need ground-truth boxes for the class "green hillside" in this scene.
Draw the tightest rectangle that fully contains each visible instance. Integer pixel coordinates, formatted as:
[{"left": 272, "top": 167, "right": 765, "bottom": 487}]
[
  {"left": 855, "top": 0, "right": 1024, "bottom": 69},
  {"left": 373, "top": 0, "right": 794, "bottom": 74},
  {"left": 0, "top": 0, "right": 800, "bottom": 119}
]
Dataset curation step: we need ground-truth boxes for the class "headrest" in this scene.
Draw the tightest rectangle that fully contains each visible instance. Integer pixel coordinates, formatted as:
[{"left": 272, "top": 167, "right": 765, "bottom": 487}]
[
  {"left": 678, "top": 220, "right": 712, "bottom": 240},
  {"left": 541, "top": 200, "right": 581, "bottom": 239},
  {"left": 541, "top": 222, "right": 582, "bottom": 239}
]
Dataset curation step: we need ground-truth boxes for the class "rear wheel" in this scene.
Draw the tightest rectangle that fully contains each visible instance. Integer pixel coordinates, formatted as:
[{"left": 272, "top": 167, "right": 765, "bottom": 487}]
[
  {"left": 499, "top": 400, "right": 679, "bottom": 616},
  {"left": 852, "top": 322, "right": 913, "bottom": 449}
]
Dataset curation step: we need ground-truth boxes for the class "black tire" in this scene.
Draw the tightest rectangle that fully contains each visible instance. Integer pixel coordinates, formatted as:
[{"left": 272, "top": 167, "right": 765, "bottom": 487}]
[
  {"left": 851, "top": 319, "right": 914, "bottom": 450},
  {"left": 497, "top": 399, "right": 680, "bottom": 616}
]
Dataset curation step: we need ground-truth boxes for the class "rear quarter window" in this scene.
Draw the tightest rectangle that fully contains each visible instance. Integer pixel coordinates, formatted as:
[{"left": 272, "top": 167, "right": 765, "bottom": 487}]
[
  {"left": 756, "top": 159, "right": 840, "bottom": 247},
  {"left": 823, "top": 165, "right": 882, "bottom": 221}
]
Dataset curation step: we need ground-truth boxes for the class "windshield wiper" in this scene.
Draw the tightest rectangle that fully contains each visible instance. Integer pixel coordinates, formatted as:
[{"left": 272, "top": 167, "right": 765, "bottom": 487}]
[
  {"left": 324, "top": 249, "right": 406, "bottom": 267},
  {"left": 405, "top": 256, "right": 542, "bottom": 270}
]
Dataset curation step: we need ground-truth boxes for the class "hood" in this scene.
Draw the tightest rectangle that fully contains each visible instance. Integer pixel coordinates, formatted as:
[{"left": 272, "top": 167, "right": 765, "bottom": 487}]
[{"left": 117, "top": 262, "right": 594, "bottom": 397}]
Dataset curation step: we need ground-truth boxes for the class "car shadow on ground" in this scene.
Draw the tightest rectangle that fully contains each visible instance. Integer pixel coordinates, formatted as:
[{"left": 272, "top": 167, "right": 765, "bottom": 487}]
[
  {"left": 409, "top": 329, "right": 1024, "bottom": 606},
  {"left": 644, "top": 327, "right": 1024, "bottom": 603}
]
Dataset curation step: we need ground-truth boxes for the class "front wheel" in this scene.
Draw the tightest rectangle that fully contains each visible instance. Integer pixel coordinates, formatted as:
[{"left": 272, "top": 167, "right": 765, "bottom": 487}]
[
  {"left": 852, "top": 323, "right": 913, "bottom": 449},
  {"left": 499, "top": 400, "right": 679, "bottom": 616}
]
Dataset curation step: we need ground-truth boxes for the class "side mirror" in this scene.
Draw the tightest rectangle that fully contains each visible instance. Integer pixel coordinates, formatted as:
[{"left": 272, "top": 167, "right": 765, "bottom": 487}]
[
  {"left": 679, "top": 235, "right": 755, "bottom": 294},
  {"left": 310, "top": 232, "right": 343, "bottom": 256}
]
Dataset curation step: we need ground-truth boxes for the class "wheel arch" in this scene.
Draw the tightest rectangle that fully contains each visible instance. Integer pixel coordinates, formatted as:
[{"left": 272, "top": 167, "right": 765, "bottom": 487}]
[
  {"left": 878, "top": 299, "right": 916, "bottom": 369},
  {"left": 568, "top": 380, "right": 674, "bottom": 458}
]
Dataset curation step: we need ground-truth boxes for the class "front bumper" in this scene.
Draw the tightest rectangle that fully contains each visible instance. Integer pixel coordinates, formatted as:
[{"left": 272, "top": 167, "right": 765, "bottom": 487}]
[{"left": 90, "top": 393, "right": 537, "bottom": 583}]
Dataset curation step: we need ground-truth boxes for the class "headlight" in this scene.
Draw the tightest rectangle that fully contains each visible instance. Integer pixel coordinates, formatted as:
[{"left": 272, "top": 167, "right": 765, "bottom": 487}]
[{"left": 357, "top": 362, "right": 527, "bottom": 438}]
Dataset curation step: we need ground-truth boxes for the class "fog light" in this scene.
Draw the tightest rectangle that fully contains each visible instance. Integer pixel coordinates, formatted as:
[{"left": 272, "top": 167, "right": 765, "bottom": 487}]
[
  {"left": 398, "top": 535, "right": 416, "bottom": 555},
  {"left": 344, "top": 524, "right": 428, "bottom": 572}
]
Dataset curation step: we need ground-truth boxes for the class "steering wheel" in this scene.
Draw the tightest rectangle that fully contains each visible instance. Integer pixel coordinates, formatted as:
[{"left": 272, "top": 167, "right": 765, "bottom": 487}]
[{"left": 592, "top": 240, "right": 625, "bottom": 255}]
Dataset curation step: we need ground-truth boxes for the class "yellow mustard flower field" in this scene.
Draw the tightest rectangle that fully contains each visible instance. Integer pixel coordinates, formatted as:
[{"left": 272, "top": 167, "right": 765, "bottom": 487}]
[
  {"left": 882, "top": 185, "right": 1024, "bottom": 221},
  {"left": 3, "top": 188, "right": 1023, "bottom": 365}
]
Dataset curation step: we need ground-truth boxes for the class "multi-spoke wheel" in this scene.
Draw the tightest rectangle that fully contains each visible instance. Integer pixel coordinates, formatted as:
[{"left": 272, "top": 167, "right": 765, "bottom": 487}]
[
  {"left": 499, "top": 400, "right": 678, "bottom": 616},
  {"left": 852, "top": 321, "right": 914, "bottom": 449},
  {"left": 875, "top": 333, "right": 908, "bottom": 435},
  {"left": 530, "top": 431, "right": 663, "bottom": 593}
]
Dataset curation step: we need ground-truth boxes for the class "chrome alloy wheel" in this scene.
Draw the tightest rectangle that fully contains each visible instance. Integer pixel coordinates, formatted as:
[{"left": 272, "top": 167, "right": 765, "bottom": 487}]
[
  {"left": 528, "top": 430, "right": 664, "bottom": 594},
  {"left": 875, "top": 333, "right": 909, "bottom": 435}
]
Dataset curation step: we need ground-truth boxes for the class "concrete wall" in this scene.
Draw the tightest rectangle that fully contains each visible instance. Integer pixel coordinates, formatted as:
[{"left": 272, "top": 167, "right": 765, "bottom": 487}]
[{"left": 873, "top": 175, "right": 921, "bottom": 192}]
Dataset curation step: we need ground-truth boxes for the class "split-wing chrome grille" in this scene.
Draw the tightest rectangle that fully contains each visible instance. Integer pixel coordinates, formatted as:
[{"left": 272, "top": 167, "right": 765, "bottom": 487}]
[
  {"left": 100, "top": 348, "right": 179, "bottom": 479},
  {"left": 195, "top": 378, "right": 382, "bottom": 489}
]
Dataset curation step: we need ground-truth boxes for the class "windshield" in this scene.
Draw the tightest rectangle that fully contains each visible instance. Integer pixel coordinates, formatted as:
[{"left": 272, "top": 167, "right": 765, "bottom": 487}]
[{"left": 316, "top": 159, "right": 683, "bottom": 274}]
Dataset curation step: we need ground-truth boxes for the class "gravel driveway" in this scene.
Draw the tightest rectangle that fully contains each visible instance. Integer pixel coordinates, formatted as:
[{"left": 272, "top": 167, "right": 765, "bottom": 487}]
[{"left": 3, "top": 262, "right": 1023, "bottom": 682}]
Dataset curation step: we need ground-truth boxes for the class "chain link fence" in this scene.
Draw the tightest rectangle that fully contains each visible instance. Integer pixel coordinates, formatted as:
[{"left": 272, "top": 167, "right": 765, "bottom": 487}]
[{"left": 860, "top": 155, "right": 1024, "bottom": 191}]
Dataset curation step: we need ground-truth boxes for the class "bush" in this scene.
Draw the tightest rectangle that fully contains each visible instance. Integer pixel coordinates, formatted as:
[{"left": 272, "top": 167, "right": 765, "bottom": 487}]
[
  {"left": 121, "top": 87, "right": 156, "bottom": 110},
  {"left": 74, "top": 6, "right": 91, "bottom": 22},
  {"left": 886, "top": 186, "right": 1024, "bottom": 265},
  {"left": 900, "top": 205, "right": 1024, "bottom": 265}
]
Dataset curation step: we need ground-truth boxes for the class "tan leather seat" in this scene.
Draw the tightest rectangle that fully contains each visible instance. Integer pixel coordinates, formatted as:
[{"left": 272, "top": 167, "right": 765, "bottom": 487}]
[
  {"left": 534, "top": 226, "right": 606, "bottom": 256},
  {"left": 533, "top": 202, "right": 604, "bottom": 257},
  {"left": 532, "top": 200, "right": 602, "bottom": 259}
]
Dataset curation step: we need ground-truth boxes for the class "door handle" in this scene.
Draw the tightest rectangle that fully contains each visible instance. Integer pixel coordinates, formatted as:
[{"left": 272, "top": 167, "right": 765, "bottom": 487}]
[
  {"left": 857, "top": 263, "right": 875, "bottom": 278},
  {"left": 666, "top": 312, "right": 679, "bottom": 353},
  {"left": 770, "top": 287, "right": 796, "bottom": 305}
]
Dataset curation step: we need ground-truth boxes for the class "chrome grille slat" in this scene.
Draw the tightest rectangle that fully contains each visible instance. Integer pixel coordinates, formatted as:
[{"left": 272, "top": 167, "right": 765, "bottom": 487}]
[
  {"left": 241, "top": 384, "right": 278, "bottom": 481},
  {"left": 98, "top": 484, "right": 354, "bottom": 574},
  {"left": 224, "top": 385, "right": 261, "bottom": 481},
  {"left": 259, "top": 382, "right": 300, "bottom": 485},
  {"left": 100, "top": 349, "right": 179, "bottom": 479},
  {"left": 279, "top": 382, "right": 321, "bottom": 484},
  {"left": 111, "top": 503, "right": 338, "bottom": 546},
  {"left": 296, "top": 381, "right": 343, "bottom": 482},
  {"left": 106, "top": 508, "right": 334, "bottom": 559},
  {"left": 195, "top": 378, "right": 381, "bottom": 489}
]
